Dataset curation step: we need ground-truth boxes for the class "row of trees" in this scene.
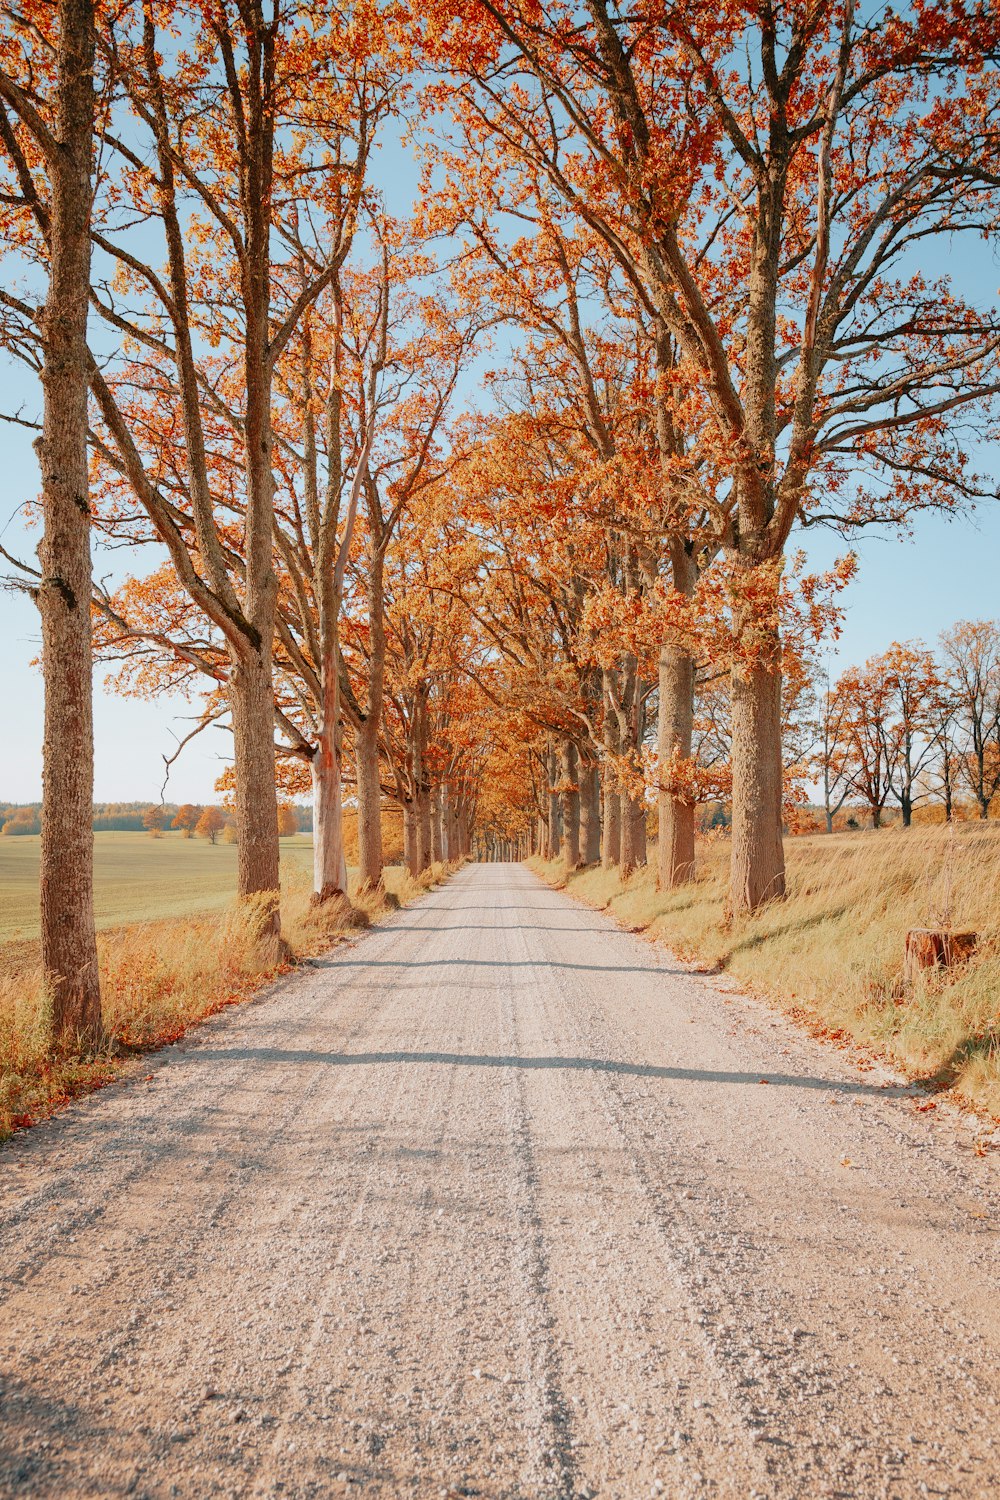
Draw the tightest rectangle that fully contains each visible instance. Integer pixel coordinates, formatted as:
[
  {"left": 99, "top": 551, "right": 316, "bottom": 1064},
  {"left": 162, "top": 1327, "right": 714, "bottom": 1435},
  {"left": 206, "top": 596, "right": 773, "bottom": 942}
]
[
  {"left": 819, "top": 621, "right": 1000, "bottom": 830},
  {"left": 2, "top": 1, "right": 999, "bottom": 1047}
]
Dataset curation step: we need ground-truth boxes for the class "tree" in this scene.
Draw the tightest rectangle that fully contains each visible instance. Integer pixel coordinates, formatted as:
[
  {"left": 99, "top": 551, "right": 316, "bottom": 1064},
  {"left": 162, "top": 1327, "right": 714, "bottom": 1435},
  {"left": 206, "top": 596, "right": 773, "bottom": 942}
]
[
  {"left": 172, "top": 804, "right": 201, "bottom": 838},
  {"left": 277, "top": 804, "right": 298, "bottom": 837},
  {"left": 940, "top": 620, "right": 1000, "bottom": 818},
  {"left": 0, "top": 0, "right": 102, "bottom": 1045},
  {"left": 881, "top": 644, "right": 943, "bottom": 827},
  {"left": 143, "top": 805, "right": 166, "bottom": 837},
  {"left": 196, "top": 807, "right": 226, "bottom": 845},
  {"left": 836, "top": 660, "right": 901, "bottom": 829}
]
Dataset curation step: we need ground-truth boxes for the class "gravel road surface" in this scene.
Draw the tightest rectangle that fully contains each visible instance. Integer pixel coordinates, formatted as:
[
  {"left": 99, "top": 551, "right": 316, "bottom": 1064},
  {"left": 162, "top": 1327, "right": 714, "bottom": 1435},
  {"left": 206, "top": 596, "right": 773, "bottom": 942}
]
[{"left": 2, "top": 862, "right": 999, "bottom": 1500}]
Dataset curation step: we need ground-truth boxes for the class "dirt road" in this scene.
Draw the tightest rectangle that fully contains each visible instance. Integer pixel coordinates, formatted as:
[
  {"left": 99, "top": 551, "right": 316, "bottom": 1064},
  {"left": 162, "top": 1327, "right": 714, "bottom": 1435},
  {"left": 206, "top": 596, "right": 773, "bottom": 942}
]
[{"left": 2, "top": 864, "right": 999, "bottom": 1500}]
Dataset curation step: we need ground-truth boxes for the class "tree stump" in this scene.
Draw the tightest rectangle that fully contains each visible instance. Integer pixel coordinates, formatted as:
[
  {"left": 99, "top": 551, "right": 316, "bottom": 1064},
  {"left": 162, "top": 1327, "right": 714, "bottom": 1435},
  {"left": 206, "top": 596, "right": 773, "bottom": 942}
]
[{"left": 903, "top": 929, "right": 977, "bottom": 990}]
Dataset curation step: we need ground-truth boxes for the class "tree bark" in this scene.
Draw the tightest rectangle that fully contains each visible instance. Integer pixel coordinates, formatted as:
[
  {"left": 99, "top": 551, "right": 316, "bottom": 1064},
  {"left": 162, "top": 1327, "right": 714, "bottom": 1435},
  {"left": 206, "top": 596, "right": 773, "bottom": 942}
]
[
  {"left": 356, "top": 528, "right": 387, "bottom": 889},
  {"left": 440, "top": 785, "right": 452, "bottom": 861},
  {"left": 579, "top": 759, "right": 601, "bottom": 865},
  {"left": 229, "top": 643, "right": 283, "bottom": 928},
  {"left": 417, "top": 786, "right": 432, "bottom": 873},
  {"left": 657, "top": 638, "right": 696, "bottom": 887},
  {"left": 311, "top": 722, "right": 348, "bottom": 903},
  {"left": 430, "top": 785, "right": 444, "bottom": 864},
  {"left": 560, "top": 739, "right": 581, "bottom": 871},
  {"left": 236, "top": 28, "right": 283, "bottom": 938},
  {"left": 356, "top": 721, "right": 384, "bottom": 890},
  {"left": 601, "top": 682, "right": 621, "bottom": 869},
  {"left": 619, "top": 792, "right": 647, "bottom": 877},
  {"left": 403, "top": 802, "right": 418, "bottom": 875},
  {"left": 547, "top": 741, "right": 561, "bottom": 860},
  {"left": 38, "top": 0, "right": 101, "bottom": 1048},
  {"left": 730, "top": 655, "right": 786, "bottom": 915}
]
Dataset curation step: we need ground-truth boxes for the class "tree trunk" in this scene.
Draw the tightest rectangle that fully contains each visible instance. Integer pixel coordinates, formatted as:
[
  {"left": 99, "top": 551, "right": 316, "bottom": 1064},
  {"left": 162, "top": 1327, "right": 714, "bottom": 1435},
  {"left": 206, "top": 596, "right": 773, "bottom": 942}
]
[
  {"left": 547, "top": 742, "right": 561, "bottom": 861},
  {"left": 417, "top": 786, "right": 432, "bottom": 873},
  {"left": 601, "top": 685, "right": 621, "bottom": 869},
  {"left": 403, "top": 802, "right": 418, "bottom": 875},
  {"left": 619, "top": 792, "right": 646, "bottom": 877},
  {"left": 237, "top": 71, "right": 282, "bottom": 943},
  {"left": 356, "top": 721, "right": 384, "bottom": 890},
  {"left": 579, "top": 759, "right": 601, "bottom": 865},
  {"left": 430, "top": 786, "right": 443, "bottom": 863},
  {"left": 730, "top": 657, "right": 786, "bottom": 915},
  {"left": 357, "top": 537, "right": 387, "bottom": 889},
  {"left": 229, "top": 643, "right": 283, "bottom": 932},
  {"left": 560, "top": 739, "right": 581, "bottom": 871},
  {"left": 311, "top": 723, "right": 348, "bottom": 903},
  {"left": 38, "top": 0, "right": 101, "bottom": 1048},
  {"left": 455, "top": 802, "right": 471, "bottom": 859},
  {"left": 657, "top": 638, "right": 696, "bottom": 888},
  {"left": 440, "top": 785, "right": 452, "bottom": 860},
  {"left": 630, "top": 794, "right": 648, "bottom": 867},
  {"left": 602, "top": 770, "right": 621, "bottom": 868}
]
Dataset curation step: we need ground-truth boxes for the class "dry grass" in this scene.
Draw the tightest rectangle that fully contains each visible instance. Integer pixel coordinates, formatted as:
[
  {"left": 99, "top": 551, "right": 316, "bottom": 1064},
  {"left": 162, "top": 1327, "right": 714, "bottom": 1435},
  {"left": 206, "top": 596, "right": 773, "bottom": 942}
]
[
  {"left": 530, "top": 823, "right": 1000, "bottom": 1117},
  {"left": 0, "top": 860, "right": 459, "bottom": 1142}
]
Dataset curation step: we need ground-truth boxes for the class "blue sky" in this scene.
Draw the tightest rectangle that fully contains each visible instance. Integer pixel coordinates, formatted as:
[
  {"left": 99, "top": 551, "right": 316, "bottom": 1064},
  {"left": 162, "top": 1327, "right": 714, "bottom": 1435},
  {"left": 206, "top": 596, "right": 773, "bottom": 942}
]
[{"left": 2, "top": 120, "right": 999, "bottom": 806}]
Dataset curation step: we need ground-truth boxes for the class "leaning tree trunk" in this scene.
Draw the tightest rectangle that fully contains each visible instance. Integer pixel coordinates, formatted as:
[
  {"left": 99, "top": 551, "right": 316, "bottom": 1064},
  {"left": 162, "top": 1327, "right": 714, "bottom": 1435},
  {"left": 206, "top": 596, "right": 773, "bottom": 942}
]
[
  {"left": 657, "top": 638, "right": 696, "bottom": 888},
  {"left": 355, "top": 720, "right": 384, "bottom": 890},
  {"left": 560, "top": 739, "right": 581, "bottom": 871},
  {"left": 38, "top": 0, "right": 101, "bottom": 1048},
  {"left": 730, "top": 649, "right": 785, "bottom": 915},
  {"left": 430, "top": 786, "right": 443, "bottom": 863}
]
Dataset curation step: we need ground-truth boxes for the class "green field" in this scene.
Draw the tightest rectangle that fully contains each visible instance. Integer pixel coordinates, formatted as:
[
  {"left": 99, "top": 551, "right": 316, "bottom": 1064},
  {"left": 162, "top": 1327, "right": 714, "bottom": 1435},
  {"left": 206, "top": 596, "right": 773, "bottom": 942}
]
[{"left": 0, "top": 831, "right": 316, "bottom": 943}]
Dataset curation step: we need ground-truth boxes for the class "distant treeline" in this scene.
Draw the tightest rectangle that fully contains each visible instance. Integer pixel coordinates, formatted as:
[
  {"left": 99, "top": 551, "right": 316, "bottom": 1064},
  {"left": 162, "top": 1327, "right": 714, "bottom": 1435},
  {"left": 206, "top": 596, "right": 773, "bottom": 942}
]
[{"left": 1, "top": 802, "right": 314, "bottom": 836}]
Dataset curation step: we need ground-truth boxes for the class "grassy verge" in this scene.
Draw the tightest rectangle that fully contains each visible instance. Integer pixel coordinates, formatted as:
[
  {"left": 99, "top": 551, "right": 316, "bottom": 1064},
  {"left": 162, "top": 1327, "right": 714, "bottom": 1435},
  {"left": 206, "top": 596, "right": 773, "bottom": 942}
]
[
  {"left": 529, "top": 824, "right": 1000, "bottom": 1117},
  {"left": 0, "top": 861, "right": 459, "bottom": 1142}
]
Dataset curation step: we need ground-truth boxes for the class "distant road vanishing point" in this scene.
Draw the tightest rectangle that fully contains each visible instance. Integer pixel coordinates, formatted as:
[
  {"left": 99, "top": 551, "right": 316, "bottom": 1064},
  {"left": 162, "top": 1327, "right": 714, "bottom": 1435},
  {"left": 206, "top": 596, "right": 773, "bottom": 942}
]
[{"left": 1, "top": 863, "right": 998, "bottom": 1499}]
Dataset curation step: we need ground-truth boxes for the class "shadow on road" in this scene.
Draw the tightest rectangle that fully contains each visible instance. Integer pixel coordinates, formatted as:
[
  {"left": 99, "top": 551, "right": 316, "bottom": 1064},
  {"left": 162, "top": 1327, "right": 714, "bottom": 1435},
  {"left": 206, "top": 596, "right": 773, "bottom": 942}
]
[
  {"left": 192, "top": 1047, "right": 913, "bottom": 1098},
  {"left": 314, "top": 956, "right": 687, "bottom": 976}
]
